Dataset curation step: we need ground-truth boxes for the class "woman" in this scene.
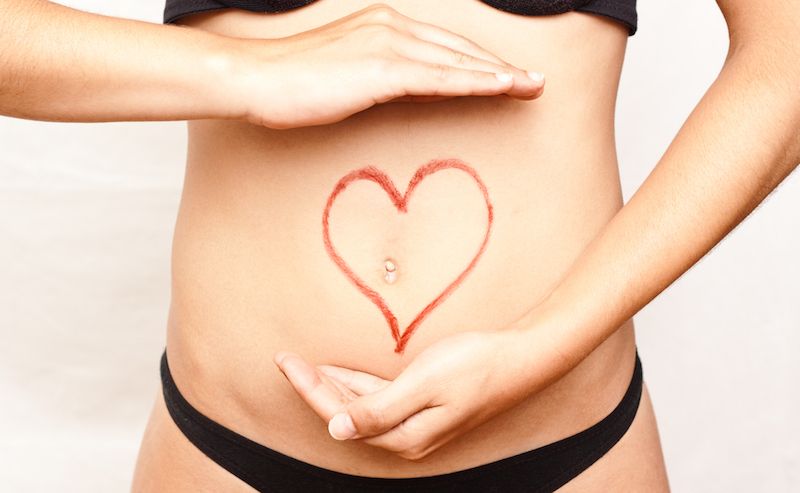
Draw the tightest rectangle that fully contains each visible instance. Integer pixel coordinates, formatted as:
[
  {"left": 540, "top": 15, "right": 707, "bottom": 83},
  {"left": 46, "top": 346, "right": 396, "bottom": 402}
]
[{"left": 2, "top": 1, "right": 797, "bottom": 491}]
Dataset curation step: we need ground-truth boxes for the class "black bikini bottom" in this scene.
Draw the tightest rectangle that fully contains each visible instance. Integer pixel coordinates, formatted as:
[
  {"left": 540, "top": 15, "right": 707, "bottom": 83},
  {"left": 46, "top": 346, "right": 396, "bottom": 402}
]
[{"left": 160, "top": 346, "right": 643, "bottom": 493}]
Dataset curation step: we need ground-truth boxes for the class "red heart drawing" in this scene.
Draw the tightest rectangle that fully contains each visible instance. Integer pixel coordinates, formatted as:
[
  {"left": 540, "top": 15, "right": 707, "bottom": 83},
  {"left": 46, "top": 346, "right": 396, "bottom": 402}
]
[{"left": 321, "top": 158, "right": 494, "bottom": 354}]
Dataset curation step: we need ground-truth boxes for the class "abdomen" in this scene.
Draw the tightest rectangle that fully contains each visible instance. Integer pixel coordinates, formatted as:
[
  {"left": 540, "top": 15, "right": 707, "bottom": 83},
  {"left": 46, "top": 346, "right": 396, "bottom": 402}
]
[{"left": 163, "top": 0, "right": 636, "bottom": 477}]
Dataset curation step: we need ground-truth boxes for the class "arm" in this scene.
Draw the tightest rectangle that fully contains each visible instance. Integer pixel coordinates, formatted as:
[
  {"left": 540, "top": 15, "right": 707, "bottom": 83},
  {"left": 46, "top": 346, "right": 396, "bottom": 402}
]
[
  {"left": 0, "top": 0, "right": 244, "bottom": 122},
  {"left": 508, "top": 0, "right": 800, "bottom": 374},
  {"left": 0, "top": 2, "right": 541, "bottom": 127}
]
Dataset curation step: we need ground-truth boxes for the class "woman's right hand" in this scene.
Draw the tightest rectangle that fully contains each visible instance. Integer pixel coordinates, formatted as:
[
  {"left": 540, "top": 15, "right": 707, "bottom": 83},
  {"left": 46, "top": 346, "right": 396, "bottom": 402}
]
[{"left": 234, "top": 3, "right": 545, "bottom": 129}]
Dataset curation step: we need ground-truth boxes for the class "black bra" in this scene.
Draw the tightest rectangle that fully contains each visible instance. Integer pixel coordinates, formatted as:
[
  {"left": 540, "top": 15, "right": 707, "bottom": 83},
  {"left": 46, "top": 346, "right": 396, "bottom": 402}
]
[{"left": 163, "top": 0, "right": 638, "bottom": 36}]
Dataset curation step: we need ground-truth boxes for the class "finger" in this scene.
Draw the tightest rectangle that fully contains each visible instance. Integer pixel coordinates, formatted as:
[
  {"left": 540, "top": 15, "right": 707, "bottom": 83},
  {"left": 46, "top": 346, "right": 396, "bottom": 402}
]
[
  {"left": 318, "top": 368, "right": 361, "bottom": 401},
  {"left": 276, "top": 353, "right": 350, "bottom": 420},
  {"left": 352, "top": 5, "right": 544, "bottom": 101},
  {"left": 399, "top": 18, "right": 509, "bottom": 66},
  {"left": 341, "top": 371, "right": 433, "bottom": 438},
  {"left": 388, "top": 95, "right": 454, "bottom": 103},
  {"left": 361, "top": 4, "right": 507, "bottom": 67},
  {"left": 316, "top": 365, "right": 391, "bottom": 396},
  {"left": 385, "top": 61, "right": 517, "bottom": 100},
  {"left": 390, "top": 35, "right": 542, "bottom": 97},
  {"left": 357, "top": 404, "right": 448, "bottom": 458}
]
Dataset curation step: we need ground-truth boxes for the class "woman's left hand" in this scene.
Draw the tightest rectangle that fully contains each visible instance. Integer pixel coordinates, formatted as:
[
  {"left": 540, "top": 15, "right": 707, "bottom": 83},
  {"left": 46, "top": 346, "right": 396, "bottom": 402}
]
[{"left": 273, "top": 327, "right": 563, "bottom": 461}]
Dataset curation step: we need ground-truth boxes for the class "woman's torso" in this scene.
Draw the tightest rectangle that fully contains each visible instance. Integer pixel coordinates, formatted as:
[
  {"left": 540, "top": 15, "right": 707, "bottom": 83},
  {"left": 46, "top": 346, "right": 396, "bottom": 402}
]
[{"left": 133, "top": 1, "right": 667, "bottom": 490}]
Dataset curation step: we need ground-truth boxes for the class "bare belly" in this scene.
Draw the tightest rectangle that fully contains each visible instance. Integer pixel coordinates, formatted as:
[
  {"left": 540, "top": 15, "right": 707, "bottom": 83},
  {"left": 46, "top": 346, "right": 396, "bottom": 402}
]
[{"left": 133, "top": 0, "right": 669, "bottom": 489}]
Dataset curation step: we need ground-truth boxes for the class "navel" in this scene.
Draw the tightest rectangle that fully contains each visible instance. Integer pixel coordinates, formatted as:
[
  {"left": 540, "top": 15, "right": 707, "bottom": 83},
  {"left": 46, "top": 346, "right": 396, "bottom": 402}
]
[{"left": 383, "top": 257, "right": 397, "bottom": 284}]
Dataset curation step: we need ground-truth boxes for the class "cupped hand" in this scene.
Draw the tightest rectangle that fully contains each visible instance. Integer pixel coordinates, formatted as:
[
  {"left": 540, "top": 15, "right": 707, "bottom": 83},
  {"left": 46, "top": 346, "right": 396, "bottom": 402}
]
[
  {"left": 273, "top": 327, "right": 565, "bottom": 461},
  {"left": 235, "top": 4, "right": 545, "bottom": 129}
]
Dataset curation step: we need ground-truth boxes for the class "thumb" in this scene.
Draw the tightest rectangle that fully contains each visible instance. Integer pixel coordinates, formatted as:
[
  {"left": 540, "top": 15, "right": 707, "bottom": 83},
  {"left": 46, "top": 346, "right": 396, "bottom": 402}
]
[{"left": 328, "top": 374, "right": 430, "bottom": 440}]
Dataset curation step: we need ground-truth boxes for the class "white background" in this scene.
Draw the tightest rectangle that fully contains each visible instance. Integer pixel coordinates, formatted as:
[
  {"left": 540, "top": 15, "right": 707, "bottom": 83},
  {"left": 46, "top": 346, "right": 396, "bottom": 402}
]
[{"left": 1, "top": 1, "right": 798, "bottom": 491}]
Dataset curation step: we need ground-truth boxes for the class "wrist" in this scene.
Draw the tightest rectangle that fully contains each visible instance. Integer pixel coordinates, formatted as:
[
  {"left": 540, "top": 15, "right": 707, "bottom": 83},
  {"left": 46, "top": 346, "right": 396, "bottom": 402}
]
[
  {"left": 216, "top": 36, "right": 294, "bottom": 127},
  {"left": 196, "top": 34, "right": 258, "bottom": 122},
  {"left": 498, "top": 297, "right": 587, "bottom": 393}
]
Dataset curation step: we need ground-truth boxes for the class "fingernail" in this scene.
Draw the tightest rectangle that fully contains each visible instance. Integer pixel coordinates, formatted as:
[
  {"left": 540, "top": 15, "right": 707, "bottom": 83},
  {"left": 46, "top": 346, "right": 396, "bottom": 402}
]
[
  {"left": 527, "top": 70, "right": 545, "bottom": 82},
  {"left": 329, "top": 412, "right": 357, "bottom": 440},
  {"left": 495, "top": 72, "right": 513, "bottom": 83},
  {"left": 274, "top": 351, "right": 290, "bottom": 366}
]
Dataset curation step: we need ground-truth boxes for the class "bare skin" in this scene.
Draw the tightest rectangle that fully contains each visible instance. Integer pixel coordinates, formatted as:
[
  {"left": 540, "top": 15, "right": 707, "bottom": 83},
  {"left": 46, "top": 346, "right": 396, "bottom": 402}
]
[
  {"left": 2, "top": 0, "right": 796, "bottom": 490},
  {"left": 131, "top": 1, "right": 670, "bottom": 490}
]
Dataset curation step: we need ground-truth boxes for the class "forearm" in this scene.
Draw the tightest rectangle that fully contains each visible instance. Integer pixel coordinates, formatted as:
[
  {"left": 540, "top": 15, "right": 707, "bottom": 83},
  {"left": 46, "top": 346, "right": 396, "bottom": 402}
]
[
  {"left": 0, "top": 0, "right": 246, "bottom": 122},
  {"left": 510, "top": 36, "right": 800, "bottom": 369}
]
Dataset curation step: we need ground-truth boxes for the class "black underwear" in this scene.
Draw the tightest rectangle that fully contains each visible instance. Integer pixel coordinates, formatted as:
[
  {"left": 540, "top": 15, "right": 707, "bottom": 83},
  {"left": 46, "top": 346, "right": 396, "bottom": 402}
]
[{"left": 160, "top": 346, "right": 643, "bottom": 492}]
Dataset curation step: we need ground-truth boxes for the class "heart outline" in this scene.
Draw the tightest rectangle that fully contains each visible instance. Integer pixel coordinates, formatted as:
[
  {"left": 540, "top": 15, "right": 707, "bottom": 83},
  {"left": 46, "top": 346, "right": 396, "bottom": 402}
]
[{"left": 321, "top": 158, "right": 494, "bottom": 354}]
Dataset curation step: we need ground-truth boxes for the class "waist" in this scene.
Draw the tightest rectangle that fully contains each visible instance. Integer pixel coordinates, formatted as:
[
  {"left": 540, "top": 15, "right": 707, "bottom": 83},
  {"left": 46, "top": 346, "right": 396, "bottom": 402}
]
[{"left": 161, "top": 98, "right": 635, "bottom": 474}]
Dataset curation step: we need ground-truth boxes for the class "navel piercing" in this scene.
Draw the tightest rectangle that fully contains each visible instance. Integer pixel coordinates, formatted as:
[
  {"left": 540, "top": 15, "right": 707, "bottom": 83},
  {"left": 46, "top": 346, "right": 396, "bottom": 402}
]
[{"left": 383, "top": 258, "right": 397, "bottom": 284}]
